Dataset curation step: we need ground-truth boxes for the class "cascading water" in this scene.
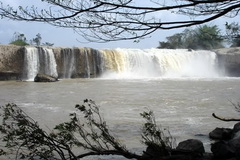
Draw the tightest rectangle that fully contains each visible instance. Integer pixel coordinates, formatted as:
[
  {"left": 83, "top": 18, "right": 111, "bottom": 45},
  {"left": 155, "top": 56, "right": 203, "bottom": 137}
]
[
  {"left": 61, "top": 48, "right": 76, "bottom": 78},
  {"left": 22, "top": 47, "right": 222, "bottom": 80},
  {"left": 100, "top": 48, "right": 221, "bottom": 79},
  {"left": 22, "top": 46, "right": 58, "bottom": 81},
  {"left": 83, "top": 50, "right": 90, "bottom": 78},
  {"left": 59, "top": 47, "right": 105, "bottom": 79},
  {"left": 38, "top": 47, "right": 58, "bottom": 78},
  {"left": 22, "top": 47, "right": 39, "bottom": 81}
]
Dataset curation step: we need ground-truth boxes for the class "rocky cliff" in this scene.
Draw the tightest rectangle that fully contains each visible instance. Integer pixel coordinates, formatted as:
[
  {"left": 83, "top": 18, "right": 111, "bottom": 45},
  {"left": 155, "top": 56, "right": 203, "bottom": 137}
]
[
  {"left": 215, "top": 47, "right": 240, "bottom": 76},
  {"left": 0, "top": 45, "right": 240, "bottom": 80},
  {"left": 0, "top": 45, "right": 24, "bottom": 80}
]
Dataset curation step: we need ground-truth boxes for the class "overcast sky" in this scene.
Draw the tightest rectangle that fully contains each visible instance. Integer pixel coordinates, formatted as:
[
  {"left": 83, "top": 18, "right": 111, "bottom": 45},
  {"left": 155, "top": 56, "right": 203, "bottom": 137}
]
[{"left": 0, "top": 1, "right": 239, "bottom": 49}]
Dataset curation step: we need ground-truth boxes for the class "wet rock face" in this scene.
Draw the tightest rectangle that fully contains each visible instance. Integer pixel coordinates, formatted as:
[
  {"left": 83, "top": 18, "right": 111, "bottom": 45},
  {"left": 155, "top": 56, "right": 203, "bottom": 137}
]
[
  {"left": 0, "top": 45, "right": 24, "bottom": 80},
  {"left": 215, "top": 47, "right": 240, "bottom": 76},
  {"left": 0, "top": 72, "right": 20, "bottom": 80}
]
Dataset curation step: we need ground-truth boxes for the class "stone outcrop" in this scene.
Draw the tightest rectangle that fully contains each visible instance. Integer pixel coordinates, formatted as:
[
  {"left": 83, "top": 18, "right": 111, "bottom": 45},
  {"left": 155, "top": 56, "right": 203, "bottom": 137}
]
[
  {"left": 34, "top": 73, "right": 58, "bottom": 82},
  {"left": 210, "top": 122, "right": 240, "bottom": 160},
  {"left": 176, "top": 139, "right": 205, "bottom": 156},
  {"left": 0, "top": 45, "right": 24, "bottom": 80},
  {"left": 209, "top": 127, "right": 232, "bottom": 140},
  {"left": 215, "top": 47, "right": 240, "bottom": 76}
]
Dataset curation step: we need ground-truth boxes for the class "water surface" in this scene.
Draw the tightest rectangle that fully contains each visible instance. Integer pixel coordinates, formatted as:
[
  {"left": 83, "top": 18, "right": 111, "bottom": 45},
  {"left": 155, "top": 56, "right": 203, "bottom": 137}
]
[{"left": 0, "top": 78, "right": 240, "bottom": 153}]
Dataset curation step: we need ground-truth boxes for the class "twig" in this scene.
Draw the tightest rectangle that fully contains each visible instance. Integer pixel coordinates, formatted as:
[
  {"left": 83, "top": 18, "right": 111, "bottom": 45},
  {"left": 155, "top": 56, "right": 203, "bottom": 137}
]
[{"left": 212, "top": 113, "right": 240, "bottom": 122}]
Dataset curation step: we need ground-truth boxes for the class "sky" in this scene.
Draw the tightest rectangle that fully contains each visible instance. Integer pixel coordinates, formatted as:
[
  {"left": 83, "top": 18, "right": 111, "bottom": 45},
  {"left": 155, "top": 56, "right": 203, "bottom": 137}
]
[{"left": 0, "top": 1, "right": 240, "bottom": 49}]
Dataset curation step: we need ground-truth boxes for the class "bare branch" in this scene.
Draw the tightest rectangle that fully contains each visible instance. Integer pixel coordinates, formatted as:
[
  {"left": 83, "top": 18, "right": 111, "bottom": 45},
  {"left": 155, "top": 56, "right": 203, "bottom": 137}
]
[
  {"left": 0, "top": 0, "right": 239, "bottom": 42},
  {"left": 212, "top": 113, "right": 240, "bottom": 122}
]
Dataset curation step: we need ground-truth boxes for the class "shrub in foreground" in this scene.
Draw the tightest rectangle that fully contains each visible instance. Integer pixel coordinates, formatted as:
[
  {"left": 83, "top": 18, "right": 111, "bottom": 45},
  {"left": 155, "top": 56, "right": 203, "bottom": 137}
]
[{"left": 0, "top": 99, "right": 175, "bottom": 160}]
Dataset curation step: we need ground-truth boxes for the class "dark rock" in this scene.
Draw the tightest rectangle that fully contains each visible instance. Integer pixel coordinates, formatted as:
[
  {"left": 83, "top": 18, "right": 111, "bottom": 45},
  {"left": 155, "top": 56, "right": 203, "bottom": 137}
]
[
  {"left": 228, "top": 136, "right": 240, "bottom": 153},
  {"left": 142, "top": 143, "right": 170, "bottom": 159},
  {"left": 34, "top": 73, "right": 58, "bottom": 82},
  {"left": 209, "top": 127, "right": 232, "bottom": 140},
  {"left": 211, "top": 141, "right": 235, "bottom": 160},
  {"left": 233, "top": 122, "right": 240, "bottom": 133},
  {"left": 176, "top": 139, "right": 205, "bottom": 156},
  {"left": 0, "top": 71, "right": 20, "bottom": 81}
]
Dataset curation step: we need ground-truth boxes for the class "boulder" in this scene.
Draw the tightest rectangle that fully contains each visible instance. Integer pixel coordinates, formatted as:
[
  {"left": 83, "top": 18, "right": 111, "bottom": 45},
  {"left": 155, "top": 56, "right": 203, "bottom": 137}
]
[
  {"left": 209, "top": 127, "right": 232, "bottom": 140},
  {"left": 176, "top": 139, "right": 205, "bottom": 156},
  {"left": 210, "top": 122, "right": 240, "bottom": 160},
  {"left": 211, "top": 141, "right": 235, "bottom": 160},
  {"left": 34, "top": 73, "right": 58, "bottom": 82},
  {"left": 228, "top": 137, "right": 240, "bottom": 153},
  {"left": 233, "top": 122, "right": 240, "bottom": 133}
]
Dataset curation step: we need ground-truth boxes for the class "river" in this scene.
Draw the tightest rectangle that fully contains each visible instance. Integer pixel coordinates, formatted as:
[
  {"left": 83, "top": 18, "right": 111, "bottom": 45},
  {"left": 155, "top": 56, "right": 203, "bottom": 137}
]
[{"left": 1, "top": 77, "right": 240, "bottom": 157}]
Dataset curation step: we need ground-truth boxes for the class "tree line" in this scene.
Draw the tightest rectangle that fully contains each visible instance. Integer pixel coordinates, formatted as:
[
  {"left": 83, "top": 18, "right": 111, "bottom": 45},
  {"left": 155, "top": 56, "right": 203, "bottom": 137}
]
[
  {"left": 9, "top": 22, "right": 240, "bottom": 49},
  {"left": 9, "top": 32, "right": 54, "bottom": 47},
  {"left": 158, "top": 22, "right": 240, "bottom": 50}
]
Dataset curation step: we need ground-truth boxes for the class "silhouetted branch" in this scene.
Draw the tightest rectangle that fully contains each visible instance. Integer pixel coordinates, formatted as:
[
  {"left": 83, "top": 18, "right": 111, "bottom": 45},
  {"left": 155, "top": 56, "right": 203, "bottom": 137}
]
[
  {"left": 0, "top": 0, "right": 239, "bottom": 42},
  {"left": 212, "top": 113, "right": 240, "bottom": 122}
]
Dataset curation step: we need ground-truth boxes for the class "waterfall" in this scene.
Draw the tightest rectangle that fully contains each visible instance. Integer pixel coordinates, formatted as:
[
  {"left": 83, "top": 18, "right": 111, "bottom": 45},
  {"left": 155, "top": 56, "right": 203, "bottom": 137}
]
[
  {"left": 22, "top": 47, "right": 221, "bottom": 80},
  {"left": 91, "top": 49, "right": 104, "bottom": 77},
  {"left": 83, "top": 49, "right": 90, "bottom": 78},
  {"left": 61, "top": 48, "right": 76, "bottom": 78},
  {"left": 38, "top": 48, "right": 58, "bottom": 78},
  {"left": 100, "top": 48, "right": 220, "bottom": 78},
  {"left": 59, "top": 47, "right": 105, "bottom": 78},
  {"left": 22, "top": 47, "right": 39, "bottom": 81},
  {"left": 22, "top": 46, "right": 58, "bottom": 81}
]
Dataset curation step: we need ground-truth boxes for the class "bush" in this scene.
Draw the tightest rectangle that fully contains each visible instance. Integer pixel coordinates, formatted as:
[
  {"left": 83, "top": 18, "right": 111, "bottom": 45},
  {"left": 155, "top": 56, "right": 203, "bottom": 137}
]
[
  {"left": 10, "top": 40, "right": 29, "bottom": 46},
  {"left": 0, "top": 100, "right": 175, "bottom": 160}
]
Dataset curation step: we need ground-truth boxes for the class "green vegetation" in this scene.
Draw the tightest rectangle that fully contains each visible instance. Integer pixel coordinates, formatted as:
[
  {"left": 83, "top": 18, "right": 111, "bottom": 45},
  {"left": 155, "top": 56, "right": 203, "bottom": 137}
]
[
  {"left": 10, "top": 32, "right": 29, "bottom": 46},
  {"left": 158, "top": 25, "right": 224, "bottom": 50},
  {"left": 10, "top": 40, "right": 29, "bottom": 46},
  {"left": 1, "top": 100, "right": 240, "bottom": 159},
  {"left": 0, "top": 100, "right": 175, "bottom": 160},
  {"left": 9, "top": 32, "right": 54, "bottom": 47},
  {"left": 225, "top": 22, "right": 240, "bottom": 47},
  {"left": 158, "top": 23, "right": 240, "bottom": 50},
  {"left": 30, "top": 33, "right": 42, "bottom": 46}
]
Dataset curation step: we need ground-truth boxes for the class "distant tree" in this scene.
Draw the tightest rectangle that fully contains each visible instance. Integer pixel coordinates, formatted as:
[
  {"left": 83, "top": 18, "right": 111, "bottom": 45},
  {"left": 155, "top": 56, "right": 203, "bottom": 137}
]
[
  {"left": 9, "top": 32, "right": 29, "bottom": 46},
  {"left": 161, "top": 33, "right": 185, "bottom": 49},
  {"left": 194, "top": 25, "right": 223, "bottom": 49},
  {"left": 158, "top": 25, "right": 224, "bottom": 50},
  {"left": 182, "top": 28, "right": 198, "bottom": 49},
  {"left": 42, "top": 42, "right": 54, "bottom": 47},
  {"left": 31, "top": 33, "right": 42, "bottom": 46},
  {"left": 8, "top": 32, "right": 54, "bottom": 47},
  {"left": 225, "top": 22, "right": 240, "bottom": 47},
  {"left": 0, "top": 0, "right": 239, "bottom": 42},
  {"left": 158, "top": 41, "right": 173, "bottom": 49}
]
